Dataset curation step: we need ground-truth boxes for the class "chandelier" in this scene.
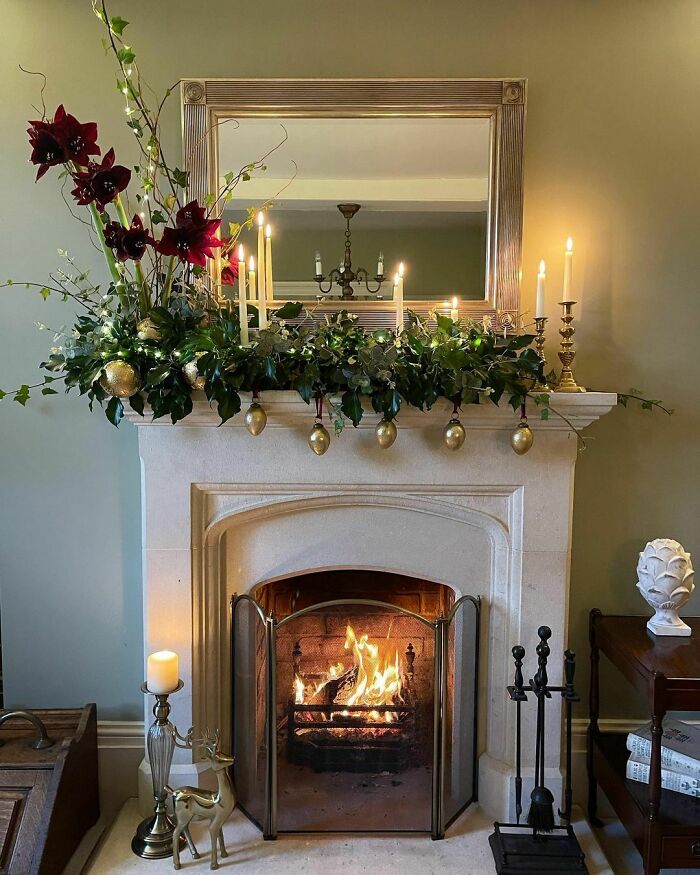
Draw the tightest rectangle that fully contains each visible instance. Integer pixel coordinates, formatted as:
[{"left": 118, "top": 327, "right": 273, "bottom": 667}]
[{"left": 313, "top": 204, "right": 386, "bottom": 299}]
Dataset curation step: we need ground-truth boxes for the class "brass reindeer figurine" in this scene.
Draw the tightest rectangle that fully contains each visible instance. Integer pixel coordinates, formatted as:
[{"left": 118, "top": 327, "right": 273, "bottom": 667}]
[{"left": 166, "top": 729, "right": 236, "bottom": 870}]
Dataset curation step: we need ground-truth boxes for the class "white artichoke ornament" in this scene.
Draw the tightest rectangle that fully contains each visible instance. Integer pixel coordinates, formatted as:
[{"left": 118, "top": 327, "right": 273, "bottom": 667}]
[{"left": 636, "top": 538, "right": 695, "bottom": 636}]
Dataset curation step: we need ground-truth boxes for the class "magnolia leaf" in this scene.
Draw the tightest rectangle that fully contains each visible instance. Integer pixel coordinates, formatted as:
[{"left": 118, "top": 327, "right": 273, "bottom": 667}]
[
  {"left": 106, "top": 396, "right": 124, "bottom": 427},
  {"left": 110, "top": 16, "right": 129, "bottom": 35},
  {"left": 273, "top": 301, "right": 303, "bottom": 320},
  {"left": 145, "top": 364, "right": 171, "bottom": 387},
  {"left": 341, "top": 390, "right": 363, "bottom": 427},
  {"left": 129, "top": 392, "right": 145, "bottom": 416}
]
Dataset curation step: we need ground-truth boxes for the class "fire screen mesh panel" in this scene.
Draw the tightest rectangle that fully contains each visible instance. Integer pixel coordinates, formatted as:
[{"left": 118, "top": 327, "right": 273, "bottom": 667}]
[
  {"left": 231, "top": 571, "right": 479, "bottom": 838},
  {"left": 278, "top": 602, "right": 433, "bottom": 832}
]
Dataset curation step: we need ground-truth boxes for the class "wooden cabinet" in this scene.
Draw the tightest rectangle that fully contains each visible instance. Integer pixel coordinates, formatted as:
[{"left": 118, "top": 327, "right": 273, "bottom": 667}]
[
  {"left": 588, "top": 611, "right": 700, "bottom": 875},
  {"left": 0, "top": 705, "right": 99, "bottom": 874}
]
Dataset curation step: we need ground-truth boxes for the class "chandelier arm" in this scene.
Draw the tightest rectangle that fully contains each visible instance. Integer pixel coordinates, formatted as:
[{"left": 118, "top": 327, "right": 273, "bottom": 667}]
[{"left": 355, "top": 267, "right": 385, "bottom": 296}]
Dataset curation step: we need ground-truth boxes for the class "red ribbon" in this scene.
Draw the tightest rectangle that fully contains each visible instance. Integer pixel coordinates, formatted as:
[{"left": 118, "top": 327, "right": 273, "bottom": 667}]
[{"left": 315, "top": 393, "right": 324, "bottom": 421}]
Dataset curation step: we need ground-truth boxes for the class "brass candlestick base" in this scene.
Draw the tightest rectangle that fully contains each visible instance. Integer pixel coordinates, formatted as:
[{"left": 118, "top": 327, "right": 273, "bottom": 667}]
[
  {"left": 554, "top": 302, "right": 586, "bottom": 393},
  {"left": 532, "top": 316, "right": 550, "bottom": 391},
  {"left": 132, "top": 680, "right": 186, "bottom": 860}
]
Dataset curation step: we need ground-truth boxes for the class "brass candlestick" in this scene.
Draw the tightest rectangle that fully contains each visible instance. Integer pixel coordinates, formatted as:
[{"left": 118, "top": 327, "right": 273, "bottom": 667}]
[
  {"left": 554, "top": 301, "right": 586, "bottom": 393},
  {"left": 532, "top": 316, "right": 550, "bottom": 391}
]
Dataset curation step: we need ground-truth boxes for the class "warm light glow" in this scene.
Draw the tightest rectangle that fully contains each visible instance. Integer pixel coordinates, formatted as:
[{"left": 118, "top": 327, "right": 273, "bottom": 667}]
[
  {"left": 566, "top": 237, "right": 573, "bottom": 252},
  {"left": 452, "top": 296, "right": 458, "bottom": 309},
  {"left": 257, "top": 211, "right": 265, "bottom": 227},
  {"left": 238, "top": 244, "right": 245, "bottom": 262},
  {"left": 249, "top": 255, "right": 255, "bottom": 271},
  {"left": 538, "top": 259, "right": 546, "bottom": 276},
  {"left": 398, "top": 261, "right": 405, "bottom": 278},
  {"left": 265, "top": 224, "right": 272, "bottom": 239},
  {"left": 393, "top": 272, "right": 400, "bottom": 287}
]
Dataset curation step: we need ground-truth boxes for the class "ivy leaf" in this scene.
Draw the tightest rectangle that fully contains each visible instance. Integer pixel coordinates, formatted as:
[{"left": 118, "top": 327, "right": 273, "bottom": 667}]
[
  {"left": 0, "top": 390, "right": 5, "bottom": 400},
  {"left": 110, "top": 16, "right": 129, "bottom": 35},
  {"left": 41, "top": 387, "right": 58, "bottom": 396},
  {"left": 14, "top": 385, "right": 30, "bottom": 406},
  {"left": 435, "top": 313, "right": 453, "bottom": 334},
  {"left": 151, "top": 210, "right": 166, "bottom": 224},
  {"left": 40, "top": 287, "right": 51, "bottom": 301},
  {"left": 116, "top": 47, "right": 135, "bottom": 65},
  {"left": 540, "top": 407, "right": 550, "bottom": 421},
  {"left": 273, "top": 301, "right": 303, "bottom": 320},
  {"left": 341, "top": 390, "right": 363, "bottom": 427},
  {"left": 172, "top": 167, "right": 189, "bottom": 188},
  {"left": 106, "top": 397, "right": 124, "bottom": 427}
]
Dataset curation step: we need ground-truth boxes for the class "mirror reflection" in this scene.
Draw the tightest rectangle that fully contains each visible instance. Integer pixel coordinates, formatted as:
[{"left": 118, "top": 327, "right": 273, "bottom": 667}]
[{"left": 218, "top": 117, "right": 491, "bottom": 301}]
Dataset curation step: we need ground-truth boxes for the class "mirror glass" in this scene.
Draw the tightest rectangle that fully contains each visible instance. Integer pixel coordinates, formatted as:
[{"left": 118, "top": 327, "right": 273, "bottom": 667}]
[{"left": 218, "top": 117, "right": 491, "bottom": 301}]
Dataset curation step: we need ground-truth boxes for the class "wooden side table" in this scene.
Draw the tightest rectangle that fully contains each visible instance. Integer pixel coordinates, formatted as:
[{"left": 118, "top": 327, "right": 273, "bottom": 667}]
[{"left": 588, "top": 610, "right": 700, "bottom": 875}]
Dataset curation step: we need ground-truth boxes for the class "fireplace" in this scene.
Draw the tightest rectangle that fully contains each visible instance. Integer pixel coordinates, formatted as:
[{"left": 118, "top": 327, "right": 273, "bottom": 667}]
[{"left": 231, "top": 570, "right": 480, "bottom": 838}]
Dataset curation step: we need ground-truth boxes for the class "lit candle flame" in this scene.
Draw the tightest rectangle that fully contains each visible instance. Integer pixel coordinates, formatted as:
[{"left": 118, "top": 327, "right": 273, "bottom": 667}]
[
  {"left": 539, "top": 259, "right": 546, "bottom": 275},
  {"left": 249, "top": 255, "right": 255, "bottom": 271},
  {"left": 265, "top": 224, "right": 272, "bottom": 239},
  {"left": 452, "top": 296, "right": 458, "bottom": 309},
  {"left": 257, "top": 211, "right": 264, "bottom": 228},
  {"left": 566, "top": 237, "right": 573, "bottom": 252},
  {"left": 398, "top": 261, "right": 405, "bottom": 278},
  {"left": 237, "top": 244, "right": 245, "bottom": 262}
]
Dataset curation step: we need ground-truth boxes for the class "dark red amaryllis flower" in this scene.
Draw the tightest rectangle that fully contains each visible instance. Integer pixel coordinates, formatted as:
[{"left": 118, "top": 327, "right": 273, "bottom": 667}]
[
  {"left": 71, "top": 148, "right": 131, "bottom": 208},
  {"left": 27, "top": 105, "right": 100, "bottom": 181},
  {"left": 103, "top": 215, "right": 155, "bottom": 262},
  {"left": 156, "top": 200, "right": 222, "bottom": 266},
  {"left": 221, "top": 262, "right": 239, "bottom": 285}
]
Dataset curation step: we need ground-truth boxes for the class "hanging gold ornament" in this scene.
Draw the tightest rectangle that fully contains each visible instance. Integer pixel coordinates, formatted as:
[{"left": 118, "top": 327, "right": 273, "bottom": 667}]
[
  {"left": 375, "top": 418, "right": 397, "bottom": 449},
  {"left": 308, "top": 422, "right": 331, "bottom": 455},
  {"left": 443, "top": 418, "right": 466, "bottom": 450},
  {"left": 245, "top": 401, "right": 267, "bottom": 436},
  {"left": 511, "top": 421, "right": 534, "bottom": 455},
  {"left": 100, "top": 360, "right": 141, "bottom": 398},
  {"left": 182, "top": 353, "right": 206, "bottom": 390},
  {"left": 136, "top": 317, "right": 161, "bottom": 342}
]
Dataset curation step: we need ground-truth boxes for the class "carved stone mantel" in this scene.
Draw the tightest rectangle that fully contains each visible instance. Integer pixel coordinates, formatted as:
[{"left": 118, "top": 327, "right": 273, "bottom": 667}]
[{"left": 129, "top": 391, "right": 616, "bottom": 823}]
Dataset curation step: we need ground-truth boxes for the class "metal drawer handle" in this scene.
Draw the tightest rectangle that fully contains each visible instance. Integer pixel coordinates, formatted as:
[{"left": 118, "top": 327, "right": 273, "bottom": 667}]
[
  {"left": 0, "top": 710, "right": 54, "bottom": 750},
  {"left": 690, "top": 840, "right": 700, "bottom": 858}
]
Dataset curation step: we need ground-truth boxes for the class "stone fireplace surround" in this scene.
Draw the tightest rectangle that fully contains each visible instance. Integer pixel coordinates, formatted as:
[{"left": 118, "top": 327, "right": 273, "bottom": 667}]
[{"left": 128, "top": 390, "right": 616, "bottom": 825}]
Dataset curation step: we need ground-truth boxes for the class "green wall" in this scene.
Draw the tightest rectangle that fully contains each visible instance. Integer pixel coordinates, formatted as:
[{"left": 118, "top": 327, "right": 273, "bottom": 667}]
[{"left": 1, "top": 0, "right": 697, "bottom": 721}]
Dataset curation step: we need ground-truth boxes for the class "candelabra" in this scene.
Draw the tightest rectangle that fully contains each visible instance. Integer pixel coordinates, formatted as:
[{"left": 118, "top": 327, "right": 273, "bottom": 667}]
[
  {"left": 532, "top": 316, "right": 550, "bottom": 391},
  {"left": 314, "top": 204, "right": 385, "bottom": 299},
  {"left": 132, "top": 680, "right": 186, "bottom": 859},
  {"left": 554, "top": 301, "right": 586, "bottom": 392}
]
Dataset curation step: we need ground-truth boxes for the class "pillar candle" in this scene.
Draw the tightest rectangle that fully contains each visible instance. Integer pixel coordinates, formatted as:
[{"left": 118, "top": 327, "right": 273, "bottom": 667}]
[
  {"left": 377, "top": 251, "right": 384, "bottom": 277},
  {"left": 562, "top": 237, "right": 574, "bottom": 303},
  {"left": 257, "top": 212, "right": 266, "bottom": 309},
  {"left": 450, "top": 296, "right": 459, "bottom": 322},
  {"left": 265, "top": 224, "right": 274, "bottom": 301},
  {"left": 147, "top": 650, "right": 179, "bottom": 694},
  {"left": 395, "top": 262, "right": 405, "bottom": 332},
  {"left": 536, "top": 260, "right": 546, "bottom": 317},
  {"left": 238, "top": 244, "right": 248, "bottom": 347}
]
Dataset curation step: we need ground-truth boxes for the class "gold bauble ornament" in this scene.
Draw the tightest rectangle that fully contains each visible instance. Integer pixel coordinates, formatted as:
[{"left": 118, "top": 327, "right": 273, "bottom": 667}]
[
  {"left": 99, "top": 360, "right": 141, "bottom": 398},
  {"left": 182, "top": 353, "right": 206, "bottom": 390},
  {"left": 245, "top": 401, "right": 267, "bottom": 436},
  {"left": 511, "top": 422, "right": 534, "bottom": 455},
  {"left": 443, "top": 418, "right": 466, "bottom": 450},
  {"left": 308, "top": 422, "right": 331, "bottom": 455},
  {"left": 375, "top": 418, "right": 397, "bottom": 449},
  {"left": 136, "top": 317, "right": 161, "bottom": 342}
]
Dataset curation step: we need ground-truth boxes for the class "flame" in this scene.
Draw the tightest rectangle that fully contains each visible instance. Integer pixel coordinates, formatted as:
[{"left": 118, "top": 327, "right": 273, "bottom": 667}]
[{"left": 293, "top": 624, "right": 404, "bottom": 726}]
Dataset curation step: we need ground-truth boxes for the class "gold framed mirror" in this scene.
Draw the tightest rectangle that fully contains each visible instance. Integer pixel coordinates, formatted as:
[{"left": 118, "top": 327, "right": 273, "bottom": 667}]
[{"left": 181, "top": 78, "right": 526, "bottom": 330}]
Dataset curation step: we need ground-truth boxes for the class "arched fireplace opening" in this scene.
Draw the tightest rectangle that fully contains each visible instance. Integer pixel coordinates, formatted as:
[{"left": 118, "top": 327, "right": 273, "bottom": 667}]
[{"left": 232, "top": 570, "right": 479, "bottom": 839}]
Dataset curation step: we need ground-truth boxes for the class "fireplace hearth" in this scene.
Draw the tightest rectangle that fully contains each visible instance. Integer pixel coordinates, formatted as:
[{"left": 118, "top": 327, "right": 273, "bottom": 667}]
[{"left": 231, "top": 570, "right": 480, "bottom": 838}]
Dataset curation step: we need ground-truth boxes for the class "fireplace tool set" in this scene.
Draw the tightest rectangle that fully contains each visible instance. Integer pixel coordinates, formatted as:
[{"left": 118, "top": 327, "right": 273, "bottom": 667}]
[{"left": 489, "top": 626, "right": 588, "bottom": 874}]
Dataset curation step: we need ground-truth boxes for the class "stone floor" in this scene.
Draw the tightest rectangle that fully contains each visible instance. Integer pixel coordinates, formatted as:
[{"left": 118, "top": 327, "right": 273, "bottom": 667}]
[{"left": 84, "top": 800, "right": 613, "bottom": 874}]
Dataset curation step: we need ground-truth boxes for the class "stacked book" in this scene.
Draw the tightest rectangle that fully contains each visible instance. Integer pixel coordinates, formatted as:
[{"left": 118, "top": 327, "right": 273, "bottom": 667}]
[{"left": 626, "top": 718, "right": 700, "bottom": 797}]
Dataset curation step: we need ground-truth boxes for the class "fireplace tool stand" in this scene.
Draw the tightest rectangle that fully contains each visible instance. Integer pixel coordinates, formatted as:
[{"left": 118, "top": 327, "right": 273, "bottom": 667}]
[{"left": 489, "top": 626, "right": 588, "bottom": 874}]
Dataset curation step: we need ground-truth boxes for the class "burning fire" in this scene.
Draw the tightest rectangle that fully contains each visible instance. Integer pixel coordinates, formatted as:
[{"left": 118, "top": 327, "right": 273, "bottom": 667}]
[{"left": 294, "top": 624, "right": 404, "bottom": 723}]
